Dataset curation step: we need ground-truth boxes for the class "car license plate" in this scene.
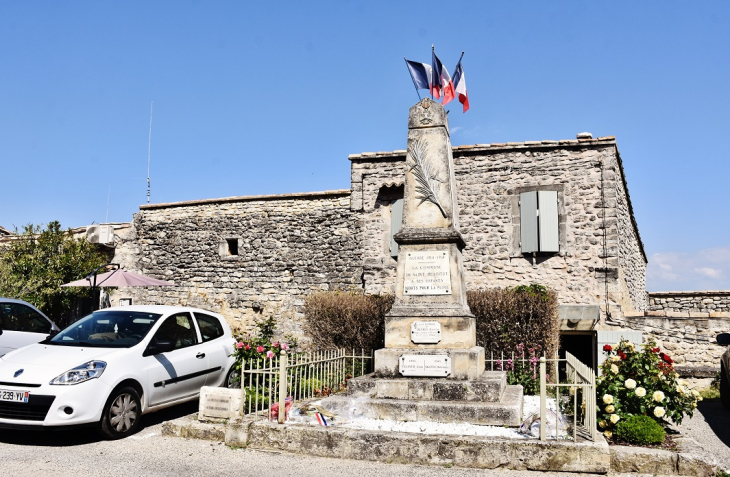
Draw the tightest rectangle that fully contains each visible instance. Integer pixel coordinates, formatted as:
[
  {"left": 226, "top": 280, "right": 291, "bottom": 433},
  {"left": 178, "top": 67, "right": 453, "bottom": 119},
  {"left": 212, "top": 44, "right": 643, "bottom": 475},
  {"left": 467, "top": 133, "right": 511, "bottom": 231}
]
[{"left": 0, "top": 389, "right": 30, "bottom": 403}]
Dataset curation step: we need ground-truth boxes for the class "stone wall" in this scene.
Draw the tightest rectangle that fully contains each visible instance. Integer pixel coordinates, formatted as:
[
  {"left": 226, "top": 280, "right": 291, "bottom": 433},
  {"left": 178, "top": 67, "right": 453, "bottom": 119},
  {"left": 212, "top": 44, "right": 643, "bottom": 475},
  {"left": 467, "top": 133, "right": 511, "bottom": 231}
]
[
  {"left": 113, "top": 191, "right": 362, "bottom": 337},
  {"left": 349, "top": 137, "right": 648, "bottom": 318},
  {"left": 648, "top": 291, "right": 730, "bottom": 314},
  {"left": 614, "top": 151, "right": 648, "bottom": 313},
  {"left": 622, "top": 311, "right": 730, "bottom": 378}
]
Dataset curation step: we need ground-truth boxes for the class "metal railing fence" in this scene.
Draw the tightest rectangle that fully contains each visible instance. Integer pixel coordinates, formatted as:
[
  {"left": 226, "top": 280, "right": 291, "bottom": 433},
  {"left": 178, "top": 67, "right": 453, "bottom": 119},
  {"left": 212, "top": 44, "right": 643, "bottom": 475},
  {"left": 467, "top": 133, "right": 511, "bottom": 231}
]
[
  {"left": 539, "top": 352, "right": 597, "bottom": 442},
  {"left": 239, "top": 348, "right": 373, "bottom": 423}
]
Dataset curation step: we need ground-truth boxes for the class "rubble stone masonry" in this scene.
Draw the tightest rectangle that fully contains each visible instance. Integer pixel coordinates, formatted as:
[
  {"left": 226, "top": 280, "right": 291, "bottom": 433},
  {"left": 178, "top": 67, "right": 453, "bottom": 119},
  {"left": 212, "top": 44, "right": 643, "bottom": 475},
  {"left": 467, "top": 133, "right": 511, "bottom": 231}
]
[
  {"left": 114, "top": 191, "right": 362, "bottom": 336},
  {"left": 349, "top": 137, "right": 647, "bottom": 319}
]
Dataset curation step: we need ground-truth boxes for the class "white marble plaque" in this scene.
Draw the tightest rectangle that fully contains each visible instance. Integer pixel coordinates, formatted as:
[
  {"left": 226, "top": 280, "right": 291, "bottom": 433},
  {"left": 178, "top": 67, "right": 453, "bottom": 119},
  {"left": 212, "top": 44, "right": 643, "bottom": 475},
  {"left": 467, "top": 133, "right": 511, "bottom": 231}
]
[
  {"left": 201, "top": 393, "right": 233, "bottom": 419},
  {"left": 403, "top": 251, "right": 451, "bottom": 295},
  {"left": 399, "top": 354, "right": 451, "bottom": 377},
  {"left": 410, "top": 321, "right": 442, "bottom": 344}
]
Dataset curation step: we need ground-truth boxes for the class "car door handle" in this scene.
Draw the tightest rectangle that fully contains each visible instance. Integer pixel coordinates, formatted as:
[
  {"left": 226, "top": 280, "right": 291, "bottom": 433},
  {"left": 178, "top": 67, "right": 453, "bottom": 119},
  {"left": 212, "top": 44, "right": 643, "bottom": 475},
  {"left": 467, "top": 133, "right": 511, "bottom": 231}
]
[{"left": 196, "top": 352, "right": 205, "bottom": 359}]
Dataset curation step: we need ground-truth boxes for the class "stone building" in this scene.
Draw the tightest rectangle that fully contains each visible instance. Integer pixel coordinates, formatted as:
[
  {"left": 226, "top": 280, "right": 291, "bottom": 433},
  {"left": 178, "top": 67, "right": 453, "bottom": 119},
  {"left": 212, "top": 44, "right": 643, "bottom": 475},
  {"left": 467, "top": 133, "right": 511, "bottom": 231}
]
[{"left": 108, "top": 131, "right": 657, "bottom": 370}]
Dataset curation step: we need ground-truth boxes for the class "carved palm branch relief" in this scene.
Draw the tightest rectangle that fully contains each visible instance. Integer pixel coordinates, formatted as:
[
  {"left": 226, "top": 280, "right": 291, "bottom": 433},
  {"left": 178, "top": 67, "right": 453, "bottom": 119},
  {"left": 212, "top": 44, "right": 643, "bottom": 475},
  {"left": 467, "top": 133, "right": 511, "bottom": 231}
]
[{"left": 407, "top": 139, "right": 447, "bottom": 218}]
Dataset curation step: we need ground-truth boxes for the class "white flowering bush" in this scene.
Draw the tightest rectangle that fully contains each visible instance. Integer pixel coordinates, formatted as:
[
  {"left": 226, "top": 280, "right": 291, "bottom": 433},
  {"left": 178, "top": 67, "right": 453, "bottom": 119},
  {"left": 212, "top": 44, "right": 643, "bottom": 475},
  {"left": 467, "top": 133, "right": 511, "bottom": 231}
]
[{"left": 596, "top": 339, "right": 701, "bottom": 439}]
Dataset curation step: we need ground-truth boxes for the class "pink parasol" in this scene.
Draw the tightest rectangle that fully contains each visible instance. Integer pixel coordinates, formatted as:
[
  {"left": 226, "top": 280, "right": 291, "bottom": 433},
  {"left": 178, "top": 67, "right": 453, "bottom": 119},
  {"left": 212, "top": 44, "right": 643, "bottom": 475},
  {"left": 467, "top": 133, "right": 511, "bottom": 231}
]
[{"left": 61, "top": 268, "right": 175, "bottom": 287}]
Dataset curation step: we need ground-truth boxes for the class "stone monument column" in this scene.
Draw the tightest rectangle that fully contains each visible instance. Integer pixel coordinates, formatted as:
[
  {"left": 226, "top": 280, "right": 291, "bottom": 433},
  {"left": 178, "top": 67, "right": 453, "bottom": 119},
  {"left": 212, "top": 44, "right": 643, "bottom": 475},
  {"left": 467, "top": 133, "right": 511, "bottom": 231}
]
[
  {"left": 322, "top": 98, "right": 522, "bottom": 426},
  {"left": 374, "top": 98, "right": 485, "bottom": 380}
]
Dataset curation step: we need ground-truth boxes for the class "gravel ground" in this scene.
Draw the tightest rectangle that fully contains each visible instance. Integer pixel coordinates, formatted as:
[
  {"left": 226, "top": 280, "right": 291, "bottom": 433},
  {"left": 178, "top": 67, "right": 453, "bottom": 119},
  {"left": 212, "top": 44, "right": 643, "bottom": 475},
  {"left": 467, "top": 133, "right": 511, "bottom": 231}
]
[
  {"left": 0, "top": 399, "right": 728, "bottom": 476},
  {"left": 670, "top": 398, "right": 730, "bottom": 471}
]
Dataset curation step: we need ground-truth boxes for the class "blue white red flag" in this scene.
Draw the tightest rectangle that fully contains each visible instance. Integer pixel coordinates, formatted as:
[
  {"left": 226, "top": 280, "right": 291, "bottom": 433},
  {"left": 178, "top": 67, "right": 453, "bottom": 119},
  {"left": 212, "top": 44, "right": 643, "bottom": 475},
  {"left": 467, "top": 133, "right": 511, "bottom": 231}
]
[
  {"left": 452, "top": 57, "right": 469, "bottom": 113},
  {"left": 431, "top": 49, "right": 455, "bottom": 104},
  {"left": 405, "top": 59, "right": 432, "bottom": 91}
]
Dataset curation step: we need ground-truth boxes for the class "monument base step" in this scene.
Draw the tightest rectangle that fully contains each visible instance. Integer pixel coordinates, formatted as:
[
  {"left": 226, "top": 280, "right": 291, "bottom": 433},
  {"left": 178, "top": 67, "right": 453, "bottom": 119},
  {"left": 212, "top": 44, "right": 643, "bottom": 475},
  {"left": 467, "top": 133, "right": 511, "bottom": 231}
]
[
  {"left": 374, "top": 346, "right": 485, "bottom": 380},
  {"left": 320, "top": 385, "right": 523, "bottom": 427},
  {"left": 346, "top": 371, "right": 507, "bottom": 402}
]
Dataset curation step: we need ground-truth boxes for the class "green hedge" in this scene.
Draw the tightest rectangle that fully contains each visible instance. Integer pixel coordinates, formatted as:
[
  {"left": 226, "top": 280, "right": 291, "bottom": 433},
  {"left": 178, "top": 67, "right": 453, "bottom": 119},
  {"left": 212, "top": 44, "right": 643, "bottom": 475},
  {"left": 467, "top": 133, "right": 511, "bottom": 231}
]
[
  {"left": 467, "top": 285, "right": 560, "bottom": 360},
  {"left": 303, "top": 290, "right": 393, "bottom": 351}
]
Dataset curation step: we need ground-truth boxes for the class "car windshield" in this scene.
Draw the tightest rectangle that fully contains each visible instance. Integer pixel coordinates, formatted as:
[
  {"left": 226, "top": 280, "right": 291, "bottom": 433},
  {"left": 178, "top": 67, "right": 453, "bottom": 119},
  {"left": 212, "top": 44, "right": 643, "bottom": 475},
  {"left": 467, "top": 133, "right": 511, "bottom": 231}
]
[{"left": 48, "top": 310, "right": 162, "bottom": 348}]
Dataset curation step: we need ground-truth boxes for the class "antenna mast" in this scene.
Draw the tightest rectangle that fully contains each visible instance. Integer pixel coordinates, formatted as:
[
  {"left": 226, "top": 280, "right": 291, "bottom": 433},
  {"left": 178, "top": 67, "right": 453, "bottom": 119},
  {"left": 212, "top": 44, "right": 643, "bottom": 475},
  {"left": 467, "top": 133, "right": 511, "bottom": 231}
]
[{"left": 146, "top": 101, "right": 153, "bottom": 204}]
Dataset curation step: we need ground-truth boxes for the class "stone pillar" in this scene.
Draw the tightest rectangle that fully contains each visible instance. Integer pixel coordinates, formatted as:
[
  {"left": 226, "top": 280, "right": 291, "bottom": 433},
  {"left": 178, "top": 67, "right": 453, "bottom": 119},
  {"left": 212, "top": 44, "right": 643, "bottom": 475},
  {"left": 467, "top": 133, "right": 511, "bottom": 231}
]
[{"left": 374, "top": 99, "right": 484, "bottom": 380}]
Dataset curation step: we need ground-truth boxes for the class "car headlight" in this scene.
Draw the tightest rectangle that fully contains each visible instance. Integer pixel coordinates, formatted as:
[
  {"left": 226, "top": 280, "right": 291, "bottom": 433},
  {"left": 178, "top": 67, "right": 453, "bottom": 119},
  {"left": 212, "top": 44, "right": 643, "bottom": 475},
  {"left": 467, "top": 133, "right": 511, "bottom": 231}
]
[{"left": 50, "top": 361, "right": 107, "bottom": 385}]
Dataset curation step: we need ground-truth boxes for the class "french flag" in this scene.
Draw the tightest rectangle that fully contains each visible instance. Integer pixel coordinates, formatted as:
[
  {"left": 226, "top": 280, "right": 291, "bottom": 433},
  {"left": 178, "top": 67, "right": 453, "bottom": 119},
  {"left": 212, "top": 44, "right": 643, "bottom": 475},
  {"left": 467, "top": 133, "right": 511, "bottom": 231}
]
[
  {"left": 452, "top": 56, "right": 469, "bottom": 113},
  {"left": 405, "top": 59, "right": 432, "bottom": 91},
  {"left": 431, "top": 49, "right": 455, "bottom": 104}
]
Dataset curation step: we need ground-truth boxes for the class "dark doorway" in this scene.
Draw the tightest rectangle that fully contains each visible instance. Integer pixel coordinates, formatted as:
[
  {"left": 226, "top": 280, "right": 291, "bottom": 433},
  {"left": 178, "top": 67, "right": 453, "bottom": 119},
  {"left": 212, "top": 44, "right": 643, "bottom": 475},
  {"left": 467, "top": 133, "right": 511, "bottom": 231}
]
[{"left": 560, "top": 332, "right": 596, "bottom": 372}]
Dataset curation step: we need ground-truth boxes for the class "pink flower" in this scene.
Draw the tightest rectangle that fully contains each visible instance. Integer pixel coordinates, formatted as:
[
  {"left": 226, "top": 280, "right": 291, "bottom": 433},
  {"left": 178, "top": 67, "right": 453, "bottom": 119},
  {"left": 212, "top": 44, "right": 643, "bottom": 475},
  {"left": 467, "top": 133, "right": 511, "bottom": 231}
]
[
  {"left": 245, "top": 344, "right": 250, "bottom": 350},
  {"left": 281, "top": 343, "right": 288, "bottom": 350},
  {"left": 273, "top": 341, "right": 279, "bottom": 348},
  {"left": 256, "top": 346, "right": 264, "bottom": 353},
  {"left": 266, "top": 350, "right": 274, "bottom": 359},
  {"left": 236, "top": 342, "right": 244, "bottom": 349}
]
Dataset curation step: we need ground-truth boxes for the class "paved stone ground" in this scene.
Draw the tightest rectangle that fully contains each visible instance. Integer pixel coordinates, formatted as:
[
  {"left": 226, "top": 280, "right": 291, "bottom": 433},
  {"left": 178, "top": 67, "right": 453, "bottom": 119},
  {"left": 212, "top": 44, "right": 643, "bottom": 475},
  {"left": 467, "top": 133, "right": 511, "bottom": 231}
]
[{"left": 0, "top": 399, "right": 727, "bottom": 476}]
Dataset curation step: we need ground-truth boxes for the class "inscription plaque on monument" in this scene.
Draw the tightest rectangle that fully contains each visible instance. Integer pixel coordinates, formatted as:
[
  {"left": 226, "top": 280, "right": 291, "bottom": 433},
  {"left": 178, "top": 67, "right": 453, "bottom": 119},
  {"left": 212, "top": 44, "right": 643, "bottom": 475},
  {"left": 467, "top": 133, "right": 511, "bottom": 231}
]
[
  {"left": 399, "top": 354, "right": 451, "bottom": 377},
  {"left": 410, "top": 321, "right": 441, "bottom": 344},
  {"left": 201, "top": 394, "right": 233, "bottom": 419},
  {"left": 403, "top": 251, "right": 451, "bottom": 295}
]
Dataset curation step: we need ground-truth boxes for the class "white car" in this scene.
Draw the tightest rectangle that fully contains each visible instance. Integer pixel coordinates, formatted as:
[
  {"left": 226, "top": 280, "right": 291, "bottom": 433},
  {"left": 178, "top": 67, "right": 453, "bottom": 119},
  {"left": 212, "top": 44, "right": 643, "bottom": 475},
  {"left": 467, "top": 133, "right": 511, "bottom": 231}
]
[
  {"left": 0, "top": 298, "right": 59, "bottom": 357},
  {"left": 0, "top": 305, "right": 236, "bottom": 439}
]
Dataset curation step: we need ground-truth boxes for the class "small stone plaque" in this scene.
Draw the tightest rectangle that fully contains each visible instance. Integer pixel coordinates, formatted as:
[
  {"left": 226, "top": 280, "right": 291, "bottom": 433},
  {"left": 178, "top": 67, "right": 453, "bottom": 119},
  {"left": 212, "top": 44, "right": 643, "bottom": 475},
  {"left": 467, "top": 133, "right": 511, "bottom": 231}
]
[
  {"left": 399, "top": 354, "right": 451, "bottom": 377},
  {"left": 410, "top": 321, "right": 441, "bottom": 344},
  {"left": 403, "top": 251, "right": 451, "bottom": 295},
  {"left": 202, "top": 394, "right": 232, "bottom": 418}
]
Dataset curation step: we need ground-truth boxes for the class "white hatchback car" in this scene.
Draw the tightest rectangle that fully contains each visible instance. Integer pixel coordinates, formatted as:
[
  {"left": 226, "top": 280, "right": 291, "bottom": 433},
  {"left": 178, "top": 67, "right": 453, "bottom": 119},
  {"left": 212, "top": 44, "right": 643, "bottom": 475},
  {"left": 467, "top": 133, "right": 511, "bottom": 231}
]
[
  {"left": 0, "top": 305, "right": 236, "bottom": 439},
  {"left": 0, "top": 298, "right": 59, "bottom": 357}
]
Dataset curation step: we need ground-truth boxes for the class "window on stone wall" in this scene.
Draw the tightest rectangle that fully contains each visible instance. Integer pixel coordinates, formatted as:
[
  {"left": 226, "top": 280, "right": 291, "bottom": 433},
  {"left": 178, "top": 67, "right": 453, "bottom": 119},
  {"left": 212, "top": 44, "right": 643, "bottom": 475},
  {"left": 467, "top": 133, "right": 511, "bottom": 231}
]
[
  {"left": 226, "top": 238, "right": 239, "bottom": 256},
  {"left": 390, "top": 198, "right": 404, "bottom": 258},
  {"left": 519, "top": 190, "right": 559, "bottom": 253}
]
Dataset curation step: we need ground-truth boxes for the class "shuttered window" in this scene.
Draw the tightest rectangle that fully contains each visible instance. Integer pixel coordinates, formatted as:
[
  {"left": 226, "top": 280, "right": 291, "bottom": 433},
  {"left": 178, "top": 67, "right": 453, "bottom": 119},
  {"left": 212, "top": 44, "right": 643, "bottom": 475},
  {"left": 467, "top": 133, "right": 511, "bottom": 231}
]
[
  {"left": 519, "top": 191, "right": 559, "bottom": 253},
  {"left": 390, "top": 198, "right": 404, "bottom": 258}
]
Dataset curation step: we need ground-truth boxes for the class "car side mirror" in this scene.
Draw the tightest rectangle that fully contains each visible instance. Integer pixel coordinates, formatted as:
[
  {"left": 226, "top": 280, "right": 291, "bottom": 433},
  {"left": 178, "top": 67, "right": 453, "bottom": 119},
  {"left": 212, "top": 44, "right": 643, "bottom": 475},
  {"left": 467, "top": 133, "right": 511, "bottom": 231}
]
[
  {"left": 717, "top": 333, "right": 730, "bottom": 346},
  {"left": 143, "top": 339, "right": 175, "bottom": 357}
]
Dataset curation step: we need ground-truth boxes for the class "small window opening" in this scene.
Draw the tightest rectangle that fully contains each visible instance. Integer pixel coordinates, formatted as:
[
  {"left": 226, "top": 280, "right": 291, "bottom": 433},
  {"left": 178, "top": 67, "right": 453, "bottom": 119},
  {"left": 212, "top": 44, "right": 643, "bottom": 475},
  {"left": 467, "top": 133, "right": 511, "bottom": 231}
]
[{"left": 226, "top": 238, "right": 239, "bottom": 256}]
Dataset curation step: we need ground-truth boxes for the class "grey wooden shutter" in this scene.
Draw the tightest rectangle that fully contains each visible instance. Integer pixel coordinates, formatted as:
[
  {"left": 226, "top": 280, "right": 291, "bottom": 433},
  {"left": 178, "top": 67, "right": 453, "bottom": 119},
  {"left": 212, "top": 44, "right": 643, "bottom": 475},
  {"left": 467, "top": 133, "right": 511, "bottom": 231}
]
[
  {"left": 538, "top": 190, "right": 559, "bottom": 252},
  {"left": 520, "top": 191, "right": 538, "bottom": 253},
  {"left": 390, "top": 198, "right": 404, "bottom": 257}
]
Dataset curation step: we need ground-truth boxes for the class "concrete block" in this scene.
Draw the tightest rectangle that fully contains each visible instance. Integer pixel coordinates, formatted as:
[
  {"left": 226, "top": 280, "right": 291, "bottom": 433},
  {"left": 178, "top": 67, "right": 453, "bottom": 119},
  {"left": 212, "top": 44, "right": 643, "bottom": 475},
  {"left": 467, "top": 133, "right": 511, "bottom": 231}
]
[{"left": 375, "top": 346, "right": 485, "bottom": 380}]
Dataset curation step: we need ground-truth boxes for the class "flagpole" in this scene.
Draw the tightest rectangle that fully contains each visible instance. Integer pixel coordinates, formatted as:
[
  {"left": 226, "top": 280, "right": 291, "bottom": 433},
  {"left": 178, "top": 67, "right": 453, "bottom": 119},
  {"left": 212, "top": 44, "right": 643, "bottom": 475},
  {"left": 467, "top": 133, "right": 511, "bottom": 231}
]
[
  {"left": 430, "top": 45, "right": 435, "bottom": 100},
  {"left": 404, "top": 57, "right": 422, "bottom": 101}
]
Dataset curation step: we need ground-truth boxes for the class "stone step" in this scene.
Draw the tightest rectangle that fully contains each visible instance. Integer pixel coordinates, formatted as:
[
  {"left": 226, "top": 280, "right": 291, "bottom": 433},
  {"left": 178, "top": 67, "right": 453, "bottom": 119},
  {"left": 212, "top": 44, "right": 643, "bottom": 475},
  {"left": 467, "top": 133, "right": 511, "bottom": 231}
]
[
  {"left": 347, "top": 371, "right": 507, "bottom": 403},
  {"left": 322, "top": 384, "right": 523, "bottom": 427}
]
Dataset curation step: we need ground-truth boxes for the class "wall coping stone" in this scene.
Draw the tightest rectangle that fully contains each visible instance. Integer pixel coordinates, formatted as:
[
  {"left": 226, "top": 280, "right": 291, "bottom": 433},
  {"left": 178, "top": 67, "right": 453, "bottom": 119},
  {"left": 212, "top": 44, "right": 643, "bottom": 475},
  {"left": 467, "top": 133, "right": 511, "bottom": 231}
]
[
  {"left": 650, "top": 290, "right": 730, "bottom": 297},
  {"left": 139, "top": 189, "right": 351, "bottom": 210},
  {"left": 348, "top": 137, "right": 618, "bottom": 161}
]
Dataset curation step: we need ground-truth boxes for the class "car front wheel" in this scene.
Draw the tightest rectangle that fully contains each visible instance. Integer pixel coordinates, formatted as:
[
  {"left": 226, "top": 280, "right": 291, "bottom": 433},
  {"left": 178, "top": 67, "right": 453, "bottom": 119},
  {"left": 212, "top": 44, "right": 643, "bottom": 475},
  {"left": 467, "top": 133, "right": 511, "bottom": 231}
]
[{"left": 98, "top": 386, "right": 142, "bottom": 439}]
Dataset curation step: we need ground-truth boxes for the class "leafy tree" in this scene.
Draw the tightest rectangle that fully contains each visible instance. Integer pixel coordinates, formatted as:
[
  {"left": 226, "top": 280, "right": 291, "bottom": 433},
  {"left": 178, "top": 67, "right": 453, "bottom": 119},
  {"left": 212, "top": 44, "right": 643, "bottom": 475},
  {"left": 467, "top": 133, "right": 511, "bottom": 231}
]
[{"left": 0, "top": 221, "right": 108, "bottom": 326}]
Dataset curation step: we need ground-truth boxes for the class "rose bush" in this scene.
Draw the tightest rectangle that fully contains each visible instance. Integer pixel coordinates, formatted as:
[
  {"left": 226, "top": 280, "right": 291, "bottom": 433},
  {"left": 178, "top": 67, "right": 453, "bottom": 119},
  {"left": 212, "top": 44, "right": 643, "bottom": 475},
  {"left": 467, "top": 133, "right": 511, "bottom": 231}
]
[
  {"left": 229, "top": 316, "right": 298, "bottom": 385},
  {"left": 596, "top": 339, "right": 701, "bottom": 439}
]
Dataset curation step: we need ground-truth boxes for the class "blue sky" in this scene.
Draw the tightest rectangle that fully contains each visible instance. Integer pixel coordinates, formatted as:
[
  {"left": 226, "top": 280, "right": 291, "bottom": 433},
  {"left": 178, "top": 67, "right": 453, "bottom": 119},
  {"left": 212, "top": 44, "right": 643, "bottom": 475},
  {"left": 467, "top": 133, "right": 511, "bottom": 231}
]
[{"left": 1, "top": 1, "right": 728, "bottom": 292}]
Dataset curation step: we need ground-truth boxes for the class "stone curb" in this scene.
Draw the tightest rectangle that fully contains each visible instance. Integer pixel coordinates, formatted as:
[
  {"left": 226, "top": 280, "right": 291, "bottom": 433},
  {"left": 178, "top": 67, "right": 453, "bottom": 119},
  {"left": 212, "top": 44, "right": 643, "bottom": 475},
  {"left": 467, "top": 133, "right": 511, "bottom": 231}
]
[
  {"left": 162, "top": 414, "right": 717, "bottom": 476},
  {"left": 609, "top": 438, "right": 717, "bottom": 477}
]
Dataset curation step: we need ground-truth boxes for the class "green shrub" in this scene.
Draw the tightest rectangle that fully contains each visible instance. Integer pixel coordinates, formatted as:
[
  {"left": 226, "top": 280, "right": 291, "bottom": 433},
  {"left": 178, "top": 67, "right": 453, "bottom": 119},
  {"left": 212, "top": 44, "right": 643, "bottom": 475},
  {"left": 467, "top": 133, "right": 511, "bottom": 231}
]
[
  {"left": 614, "top": 414, "right": 666, "bottom": 445},
  {"left": 467, "top": 284, "right": 560, "bottom": 361},
  {"left": 303, "top": 290, "right": 394, "bottom": 351}
]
